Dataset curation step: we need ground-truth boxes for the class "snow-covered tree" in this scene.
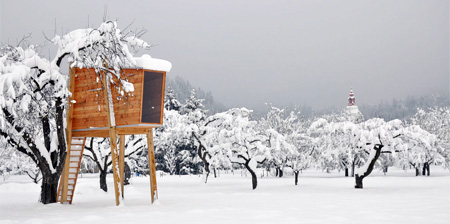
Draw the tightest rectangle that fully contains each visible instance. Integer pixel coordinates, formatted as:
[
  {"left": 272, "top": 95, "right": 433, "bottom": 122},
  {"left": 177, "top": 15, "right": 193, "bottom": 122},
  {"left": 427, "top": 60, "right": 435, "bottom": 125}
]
[
  {"left": 0, "top": 44, "right": 67, "bottom": 203},
  {"left": 222, "top": 108, "right": 270, "bottom": 189},
  {"left": 180, "top": 89, "right": 208, "bottom": 175},
  {"left": 164, "top": 87, "right": 182, "bottom": 111},
  {"left": 259, "top": 106, "right": 298, "bottom": 177},
  {"left": 192, "top": 108, "right": 245, "bottom": 183},
  {"left": 411, "top": 107, "right": 450, "bottom": 171},
  {"left": 182, "top": 89, "right": 206, "bottom": 116},
  {"left": 308, "top": 119, "right": 359, "bottom": 175},
  {"left": 154, "top": 110, "right": 190, "bottom": 175},
  {"left": 288, "top": 130, "right": 315, "bottom": 185},
  {"left": 395, "top": 125, "right": 443, "bottom": 176},
  {"left": 352, "top": 119, "right": 438, "bottom": 188},
  {"left": 0, "top": 141, "right": 41, "bottom": 183},
  {"left": 353, "top": 119, "right": 404, "bottom": 188}
]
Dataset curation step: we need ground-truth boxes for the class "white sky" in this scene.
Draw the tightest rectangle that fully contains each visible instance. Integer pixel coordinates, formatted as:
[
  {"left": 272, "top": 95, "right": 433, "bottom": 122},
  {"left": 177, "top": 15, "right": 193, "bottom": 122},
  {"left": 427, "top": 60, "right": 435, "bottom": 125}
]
[{"left": 1, "top": 0, "right": 449, "bottom": 110}]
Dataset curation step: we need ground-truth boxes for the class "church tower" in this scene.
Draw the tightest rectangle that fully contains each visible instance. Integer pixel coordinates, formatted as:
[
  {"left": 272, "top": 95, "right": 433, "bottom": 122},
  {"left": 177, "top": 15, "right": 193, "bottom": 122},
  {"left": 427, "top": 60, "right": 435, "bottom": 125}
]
[
  {"left": 348, "top": 89, "right": 356, "bottom": 106},
  {"left": 345, "top": 88, "right": 364, "bottom": 123}
]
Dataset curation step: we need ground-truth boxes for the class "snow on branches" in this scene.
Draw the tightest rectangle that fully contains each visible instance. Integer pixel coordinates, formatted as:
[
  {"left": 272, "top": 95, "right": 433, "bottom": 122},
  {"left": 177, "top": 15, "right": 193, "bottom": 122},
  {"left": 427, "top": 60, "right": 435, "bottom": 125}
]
[
  {"left": 0, "top": 44, "right": 67, "bottom": 173},
  {"left": 52, "top": 21, "right": 152, "bottom": 94}
]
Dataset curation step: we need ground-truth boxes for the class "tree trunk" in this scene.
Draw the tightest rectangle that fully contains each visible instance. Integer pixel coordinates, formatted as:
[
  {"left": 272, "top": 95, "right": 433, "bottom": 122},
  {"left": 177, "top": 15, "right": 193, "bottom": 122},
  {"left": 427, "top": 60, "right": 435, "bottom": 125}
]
[
  {"left": 213, "top": 167, "right": 217, "bottom": 178},
  {"left": 278, "top": 168, "right": 283, "bottom": 178},
  {"left": 243, "top": 163, "right": 258, "bottom": 190},
  {"left": 294, "top": 171, "right": 299, "bottom": 185},
  {"left": 124, "top": 163, "right": 131, "bottom": 185},
  {"left": 275, "top": 168, "right": 279, "bottom": 177},
  {"left": 249, "top": 169, "right": 257, "bottom": 189},
  {"left": 423, "top": 162, "right": 430, "bottom": 176},
  {"left": 100, "top": 170, "right": 108, "bottom": 192},
  {"left": 344, "top": 168, "right": 349, "bottom": 177},
  {"left": 354, "top": 144, "right": 383, "bottom": 189},
  {"left": 354, "top": 174, "right": 364, "bottom": 189},
  {"left": 415, "top": 167, "right": 420, "bottom": 176},
  {"left": 39, "top": 174, "right": 59, "bottom": 204},
  {"left": 196, "top": 144, "right": 210, "bottom": 183},
  {"left": 204, "top": 169, "right": 210, "bottom": 184},
  {"left": 383, "top": 166, "right": 388, "bottom": 175}
]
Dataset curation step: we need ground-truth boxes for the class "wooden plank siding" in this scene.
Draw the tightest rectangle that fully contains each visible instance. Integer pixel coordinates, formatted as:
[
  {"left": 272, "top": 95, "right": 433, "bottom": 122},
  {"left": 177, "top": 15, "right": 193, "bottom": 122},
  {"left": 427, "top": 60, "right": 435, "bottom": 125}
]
[{"left": 72, "top": 68, "right": 144, "bottom": 130}]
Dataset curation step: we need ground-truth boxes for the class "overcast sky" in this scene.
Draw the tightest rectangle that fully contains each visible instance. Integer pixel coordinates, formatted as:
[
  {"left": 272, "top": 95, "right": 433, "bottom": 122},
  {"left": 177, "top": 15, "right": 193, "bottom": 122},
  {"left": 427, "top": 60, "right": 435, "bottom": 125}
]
[{"left": 1, "top": 0, "right": 449, "bottom": 110}]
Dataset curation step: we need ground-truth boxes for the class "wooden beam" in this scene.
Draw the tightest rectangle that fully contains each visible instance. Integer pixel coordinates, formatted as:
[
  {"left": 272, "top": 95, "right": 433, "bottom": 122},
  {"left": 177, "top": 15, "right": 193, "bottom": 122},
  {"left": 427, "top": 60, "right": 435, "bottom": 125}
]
[
  {"left": 72, "top": 126, "right": 160, "bottom": 138},
  {"left": 61, "top": 67, "right": 76, "bottom": 204},
  {"left": 119, "top": 135, "right": 125, "bottom": 199},
  {"left": 103, "top": 74, "right": 121, "bottom": 206},
  {"left": 146, "top": 129, "right": 158, "bottom": 203},
  {"left": 72, "top": 130, "right": 110, "bottom": 138}
]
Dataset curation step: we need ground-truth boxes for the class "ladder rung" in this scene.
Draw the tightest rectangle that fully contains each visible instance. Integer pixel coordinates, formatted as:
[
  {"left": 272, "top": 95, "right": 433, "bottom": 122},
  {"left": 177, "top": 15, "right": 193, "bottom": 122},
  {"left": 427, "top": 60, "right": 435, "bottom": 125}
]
[
  {"left": 70, "top": 151, "right": 82, "bottom": 156},
  {"left": 69, "top": 157, "right": 80, "bottom": 162},
  {"left": 71, "top": 145, "right": 83, "bottom": 150},
  {"left": 71, "top": 139, "right": 84, "bottom": 145}
]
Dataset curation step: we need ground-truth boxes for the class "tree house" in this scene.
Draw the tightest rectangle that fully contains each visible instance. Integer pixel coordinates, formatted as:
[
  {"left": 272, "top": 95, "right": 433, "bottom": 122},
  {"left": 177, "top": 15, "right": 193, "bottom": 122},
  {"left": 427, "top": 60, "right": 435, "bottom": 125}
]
[{"left": 57, "top": 55, "right": 171, "bottom": 206}]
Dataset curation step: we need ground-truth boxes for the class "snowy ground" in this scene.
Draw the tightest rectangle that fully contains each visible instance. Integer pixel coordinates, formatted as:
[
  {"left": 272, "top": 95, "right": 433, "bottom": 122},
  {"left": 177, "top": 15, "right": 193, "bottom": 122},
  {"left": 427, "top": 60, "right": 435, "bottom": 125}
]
[{"left": 1, "top": 167, "right": 449, "bottom": 224}]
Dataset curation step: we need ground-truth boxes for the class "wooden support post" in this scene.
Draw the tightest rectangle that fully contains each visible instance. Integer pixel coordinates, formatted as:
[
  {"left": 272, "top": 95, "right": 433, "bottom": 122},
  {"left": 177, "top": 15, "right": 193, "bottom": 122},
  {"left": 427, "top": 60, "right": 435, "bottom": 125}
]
[
  {"left": 147, "top": 129, "right": 158, "bottom": 203},
  {"left": 103, "top": 74, "right": 121, "bottom": 206},
  {"left": 61, "top": 67, "right": 76, "bottom": 204},
  {"left": 119, "top": 135, "right": 125, "bottom": 199}
]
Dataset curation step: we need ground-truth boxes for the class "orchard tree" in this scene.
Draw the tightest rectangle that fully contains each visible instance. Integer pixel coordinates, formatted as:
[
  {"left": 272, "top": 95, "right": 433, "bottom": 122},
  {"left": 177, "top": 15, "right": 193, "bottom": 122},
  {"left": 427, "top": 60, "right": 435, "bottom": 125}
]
[
  {"left": 308, "top": 119, "right": 354, "bottom": 174},
  {"left": 288, "top": 131, "right": 315, "bottom": 185},
  {"left": 222, "top": 108, "right": 270, "bottom": 189},
  {"left": 353, "top": 119, "right": 404, "bottom": 188},
  {"left": 0, "top": 141, "right": 40, "bottom": 183},
  {"left": 353, "top": 119, "right": 438, "bottom": 188},
  {"left": 154, "top": 110, "right": 190, "bottom": 175},
  {"left": 0, "top": 44, "right": 68, "bottom": 203},
  {"left": 412, "top": 107, "right": 450, "bottom": 171},
  {"left": 395, "top": 125, "right": 443, "bottom": 176},
  {"left": 182, "top": 89, "right": 208, "bottom": 175},
  {"left": 259, "top": 106, "right": 299, "bottom": 177}
]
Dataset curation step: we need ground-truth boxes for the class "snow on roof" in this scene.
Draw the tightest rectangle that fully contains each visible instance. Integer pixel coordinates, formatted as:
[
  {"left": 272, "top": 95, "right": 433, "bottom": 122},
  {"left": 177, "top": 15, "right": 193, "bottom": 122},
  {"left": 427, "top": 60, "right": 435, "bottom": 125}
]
[{"left": 134, "top": 54, "right": 172, "bottom": 72}]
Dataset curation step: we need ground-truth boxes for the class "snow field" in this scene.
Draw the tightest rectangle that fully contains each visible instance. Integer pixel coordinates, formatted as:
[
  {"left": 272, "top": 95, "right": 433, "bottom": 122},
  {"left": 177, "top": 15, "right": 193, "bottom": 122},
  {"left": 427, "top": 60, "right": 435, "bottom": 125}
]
[{"left": 0, "top": 167, "right": 449, "bottom": 224}]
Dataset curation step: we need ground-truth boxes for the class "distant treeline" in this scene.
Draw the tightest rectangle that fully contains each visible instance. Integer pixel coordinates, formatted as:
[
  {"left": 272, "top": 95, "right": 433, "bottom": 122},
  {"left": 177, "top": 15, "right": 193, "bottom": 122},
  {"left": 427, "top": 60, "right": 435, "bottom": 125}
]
[
  {"left": 166, "top": 76, "right": 449, "bottom": 121},
  {"left": 165, "top": 76, "right": 226, "bottom": 115},
  {"left": 358, "top": 94, "right": 450, "bottom": 121}
]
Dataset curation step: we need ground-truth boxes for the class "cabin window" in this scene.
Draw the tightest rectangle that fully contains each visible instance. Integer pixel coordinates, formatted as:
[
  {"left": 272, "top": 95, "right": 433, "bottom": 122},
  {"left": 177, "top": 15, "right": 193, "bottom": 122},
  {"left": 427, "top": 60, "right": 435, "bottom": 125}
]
[{"left": 141, "top": 71, "right": 164, "bottom": 123}]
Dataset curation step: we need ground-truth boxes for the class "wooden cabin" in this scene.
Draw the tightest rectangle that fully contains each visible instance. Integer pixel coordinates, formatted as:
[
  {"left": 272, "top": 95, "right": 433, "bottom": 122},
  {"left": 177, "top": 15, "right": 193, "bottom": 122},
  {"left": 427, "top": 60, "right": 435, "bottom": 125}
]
[
  {"left": 71, "top": 67, "right": 166, "bottom": 137},
  {"left": 58, "top": 54, "right": 171, "bottom": 206}
]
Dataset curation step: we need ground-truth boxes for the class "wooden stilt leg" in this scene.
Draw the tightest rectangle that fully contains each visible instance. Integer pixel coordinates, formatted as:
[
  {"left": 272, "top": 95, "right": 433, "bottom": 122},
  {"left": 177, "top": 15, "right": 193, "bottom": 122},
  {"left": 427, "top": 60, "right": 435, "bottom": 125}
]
[
  {"left": 103, "top": 74, "right": 121, "bottom": 206},
  {"left": 147, "top": 129, "right": 158, "bottom": 203},
  {"left": 119, "top": 135, "right": 125, "bottom": 199},
  {"left": 109, "top": 128, "right": 121, "bottom": 206}
]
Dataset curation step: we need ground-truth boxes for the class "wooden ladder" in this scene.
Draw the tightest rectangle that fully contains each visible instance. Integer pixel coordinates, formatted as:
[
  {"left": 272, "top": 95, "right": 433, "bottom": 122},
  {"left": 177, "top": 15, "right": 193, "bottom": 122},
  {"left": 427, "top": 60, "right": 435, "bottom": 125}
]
[{"left": 57, "top": 137, "right": 86, "bottom": 204}]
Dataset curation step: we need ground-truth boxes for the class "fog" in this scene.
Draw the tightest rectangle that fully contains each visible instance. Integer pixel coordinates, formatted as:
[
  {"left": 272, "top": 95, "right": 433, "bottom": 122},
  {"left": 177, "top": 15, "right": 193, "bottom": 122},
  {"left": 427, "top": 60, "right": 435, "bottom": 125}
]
[{"left": 1, "top": 0, "right": 449, "bottom": 110}]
